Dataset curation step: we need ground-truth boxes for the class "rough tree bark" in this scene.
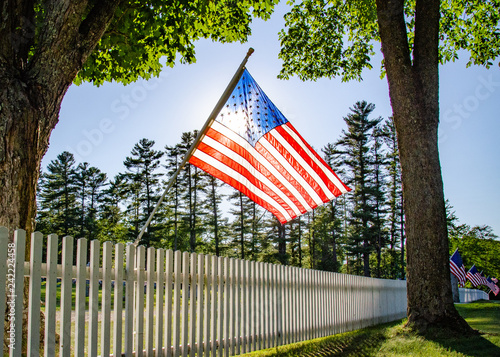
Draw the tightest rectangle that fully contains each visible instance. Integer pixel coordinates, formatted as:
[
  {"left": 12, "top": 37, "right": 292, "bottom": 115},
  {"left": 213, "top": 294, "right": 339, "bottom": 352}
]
[
  {"left": 375, "top": 0, "right": 472, "bottom": 332},
  {"left": 0, "top": 1, "right": 122, "bottom": 240},
  {"left": 1, "top": 1, "right": 122, "bottom": 352}
]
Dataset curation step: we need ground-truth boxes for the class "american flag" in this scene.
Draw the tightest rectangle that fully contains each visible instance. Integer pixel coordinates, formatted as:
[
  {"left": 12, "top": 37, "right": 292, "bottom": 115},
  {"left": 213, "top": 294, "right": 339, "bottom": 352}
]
[
  {"left": 486, "top": 277, "right": 500, "bottom": 296},
  {"left": 189, "top": 69, "right": 350, "bottom": 224},
  {"left": 479, "top": 272, "right": 489, "bottom": 286},
  {"left": 449, "top": 249, "right": 467, "bottom": 286},
  {"left": 466, "top": 265, "right": 482, "bottom": 287}
]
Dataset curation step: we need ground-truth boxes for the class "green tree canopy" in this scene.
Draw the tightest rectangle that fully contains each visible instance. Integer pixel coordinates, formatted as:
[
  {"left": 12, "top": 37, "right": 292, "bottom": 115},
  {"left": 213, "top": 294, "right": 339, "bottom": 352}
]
[
  {"left": 76, "top": 0, "right": 278, "bottom": 85},
  {"left": 278, "top": 0, "right": 499, "bottom": 82}
]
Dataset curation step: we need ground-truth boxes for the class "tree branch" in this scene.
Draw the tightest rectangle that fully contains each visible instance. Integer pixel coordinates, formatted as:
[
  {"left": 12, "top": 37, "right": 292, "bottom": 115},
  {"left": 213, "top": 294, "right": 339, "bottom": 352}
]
[
  {"left": 0, "top": 0, "right": 36, "bottom": 69},
  {"left": 78, "top": 0, "right": 123, "bottom": 64}
]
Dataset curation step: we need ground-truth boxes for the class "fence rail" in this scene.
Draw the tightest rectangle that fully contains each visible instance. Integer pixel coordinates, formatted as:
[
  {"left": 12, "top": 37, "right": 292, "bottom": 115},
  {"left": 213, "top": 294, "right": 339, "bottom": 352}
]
[
  {"left": 0, "top": 228, "right": 410, "bottom": 356},
  {"left": 459, "top": 287, "right": 489, "bottom": 303}
]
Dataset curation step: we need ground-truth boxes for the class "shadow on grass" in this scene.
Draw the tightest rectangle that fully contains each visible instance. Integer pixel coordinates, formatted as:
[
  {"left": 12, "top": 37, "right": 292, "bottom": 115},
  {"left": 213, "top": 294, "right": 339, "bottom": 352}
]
[
  {"left": 428, "top": 300, "right": 500, "bottom": 357},
  {"left": 271, "top": 322, "right": 398, "bottom": 357},
  {"left": 424, "top": 328, "right": 500, "bottom": 357}
]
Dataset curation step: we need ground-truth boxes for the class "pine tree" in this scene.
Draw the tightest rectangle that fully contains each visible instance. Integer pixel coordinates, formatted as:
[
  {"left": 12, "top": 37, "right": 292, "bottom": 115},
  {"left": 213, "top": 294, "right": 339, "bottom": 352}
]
[
  {"left": 371, "top": 127, "right": 388, "bottom": 278},
  {"left": 203, "top": 174, "right": 225, "bottom": 256},
  {"left": 123, "top": 138, "right": 164, "bottom": 247},
  {"left": 98, "top": 174, "right": 129, "bottom": 243},
  {"left": 288, "top": 216, "right": 304, "bottom": 267},
  {"left": 74, "top": 163, "right": 107, "bottom": 241},
  {"left": 381, "top": 117, "right": 405, "bottom": 278},
  {"left": 164, "top": 144, "right": 183, "bottom": 250},
  {"left": 37, "top": 151, "right": 79, "bottom": 237},
  {"left": 74, "top": 162, "right": 90, "bottom": 237},
  {"left": 306, "top": 210, "right": 317, "bottom": 269},
  {"left": 86, "top": 167, "right": 107, "bottom": 241},
  {"left": 336, "top": 101, "right": 382, "bottom": 277},
  {"left": 322, "top": 143, "right": 349, "bottom": 272},
  {"left": 229, "top": 190, "right": 260, "bottom": 259},
  {"left": 177, "top": 131, "right": 204, "bottom": 252}
]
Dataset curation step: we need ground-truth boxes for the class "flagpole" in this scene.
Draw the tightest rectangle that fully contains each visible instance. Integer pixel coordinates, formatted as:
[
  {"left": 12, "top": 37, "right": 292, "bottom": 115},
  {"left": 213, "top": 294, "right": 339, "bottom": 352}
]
[{"left": 134, "top": 48, "right": 255, "bottom": 245}]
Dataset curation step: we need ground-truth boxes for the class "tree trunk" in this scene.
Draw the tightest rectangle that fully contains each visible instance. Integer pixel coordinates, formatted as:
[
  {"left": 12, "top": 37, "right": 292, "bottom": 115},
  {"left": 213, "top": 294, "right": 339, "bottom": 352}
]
[
  {"left": 1, "top": 1, "right": 125, "bottom": 353},
  {"left": 277, "top": 222, "right": 287, "bottom": 265},
  {"left": 450, "top": 274, "right": 460, "bottom": 303},
  {"left": 239, "top": 192, "right": 245, "bottom": 260},
  {"left": 400, "top": 194, "right": 405, "bottom": 278},
  {"left": 330, "top": 204, "right": 337, "bottom": 272},
  {"left": 298, "top": 216, "right": 302, "bottom": 268},
  {"left": 0, "top": 68, "right": 64, "bottom": 249},
  {"left": 210, "top": 177, "right": 220, "bottom": 257},
  {"left": 376, "top": 0, "right": 472, "bottom": 333}
]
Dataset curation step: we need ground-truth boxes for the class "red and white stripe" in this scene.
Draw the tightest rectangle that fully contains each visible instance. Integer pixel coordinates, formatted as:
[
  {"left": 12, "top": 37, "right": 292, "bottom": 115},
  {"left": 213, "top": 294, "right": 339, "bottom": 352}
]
[
  {"left": 189, "top": 120, "right": 350, "bottom": 224},
  {"left": 466, "top": 271, "right": 481, "bottom": 287},
  {"left": 450, "top": 262, "right": 466, "bottom": 286}
]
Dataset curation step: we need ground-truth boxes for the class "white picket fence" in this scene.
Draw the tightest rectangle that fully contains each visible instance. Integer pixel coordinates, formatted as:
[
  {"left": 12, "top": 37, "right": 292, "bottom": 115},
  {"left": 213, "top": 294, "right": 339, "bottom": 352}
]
[
  {"left": 459, "top": 287, "right": 489, "bottom": 303},
  {"left": 1, "top": 228, "right": 408, "bottom": 357}
]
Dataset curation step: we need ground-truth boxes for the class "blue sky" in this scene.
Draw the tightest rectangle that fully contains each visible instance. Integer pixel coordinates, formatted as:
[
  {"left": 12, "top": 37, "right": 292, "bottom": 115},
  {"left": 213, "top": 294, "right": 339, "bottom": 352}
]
[{"left": 42, "top": 4, "right": 500, "bottom": 236}]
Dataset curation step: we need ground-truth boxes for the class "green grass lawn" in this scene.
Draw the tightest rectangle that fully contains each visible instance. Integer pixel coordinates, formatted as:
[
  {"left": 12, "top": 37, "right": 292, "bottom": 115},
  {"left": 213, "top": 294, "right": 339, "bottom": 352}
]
[{"left": 239, "top": 300, "right": 500, "bottom": 357}]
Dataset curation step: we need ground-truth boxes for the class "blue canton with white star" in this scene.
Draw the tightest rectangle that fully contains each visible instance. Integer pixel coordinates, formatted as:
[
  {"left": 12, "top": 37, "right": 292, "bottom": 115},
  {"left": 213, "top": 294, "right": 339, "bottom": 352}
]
[{"left": 216, "top": 69, "right": 289, "bottom": 147}]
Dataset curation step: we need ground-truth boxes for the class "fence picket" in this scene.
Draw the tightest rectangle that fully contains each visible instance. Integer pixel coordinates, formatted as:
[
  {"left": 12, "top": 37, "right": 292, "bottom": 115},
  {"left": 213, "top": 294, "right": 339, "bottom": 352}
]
[
  {"left": 173, "top": 250, "right": 182, "bottom": 357},
  {"left": 270, "top": 263, "right": 276, "bottom": 348},
  {"left": 89, "top": 240, "right": 100, "bottom": 357},
  {"left": 229, "top": 258, "right": 236, "bottom": 356},
  {"left": 189, "top": 253, "right": 197, "bottom": 357},
  {"left": 265, "top": 263, "right": 271, "bottom": 349},
  {"left": 114, "top": 243, "right": 125, "bottom": 357},
  {"left": 146, "top": 247, "right": 155, "bottom": 356},
  {"left": 292, "top": 267, "right": 296, "bottom": 343},
  {"left": 217, "top": 256, "right": 224, "bottom": 357},
  {"left": 197, "top": 254, "right": 205, "bottom": 356},
  {"left": 211, "top": 256, "right": 219, "bottom": 357},
  {"left": 257, "top": 262, "right": 262, "bottom": 351},
  {"left": 204, "top": 255, "right": 212, "bottom": 357},
  {"left": 156, "top": 248, "right": 165, "bottom": 357},
  {"left": 242, "top": 259, "right": 248, "bottom": 354},
  {"left": 297, "top": 267, "right": 302, "bottom": 343},
  {"left": 125, "top": 244, "right": 136, "bottom": 357},
  {"left": 224, "top": 257, "right": 230, "bottom": 357},
  {"left": 44, "top": 234, "right": 58, "bottom": 357},
  {"left": 320, "top": 270, "right": 324, "bottom": 336},
  {"left": 250, "top": 260, "right": 256, "bottom": 352},
  {"left": 75, "top": 238, "right": 87, "bottom": 357},
  {"left": 11, "top": 230, "right": 25, "bottom": 357},
  {"left": 235, "top": 259, "right": 241, "bottom": 355},
  {"left": 27, "top": 232, "right": 42, "bottom": 357},
  {"left": 164, "top": 249, "right": 174, "bottom": 357},
  {"left": 181, "top": 251, "right": 190, "bottom": 357},
  {"left": 0, "top": 227, "right": 8, "bottom": 357},
  {"left": 135, "top": 246, "right": 146, "bottom": 357},
  {"left": 101, "top": 241, "right": 113, "bottom": 357}
]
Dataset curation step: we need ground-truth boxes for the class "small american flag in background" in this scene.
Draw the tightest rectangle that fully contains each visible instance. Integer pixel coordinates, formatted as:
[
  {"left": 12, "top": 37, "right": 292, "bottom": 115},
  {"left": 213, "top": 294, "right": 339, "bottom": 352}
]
[
  {"left": 189, "top": 69, "right": 350, "bottom": 224},
  {"left": 449, "top": 249, "right": 467, "bottom": 286},
  {"left": 480, "top": 272, "right": 489, "bottom": 286},
  {"left": 486, "top": 277, "right": 500, "bottom": 296},
  {"left": 466, "top": 265, "right": 481, "bottom": 287}
]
